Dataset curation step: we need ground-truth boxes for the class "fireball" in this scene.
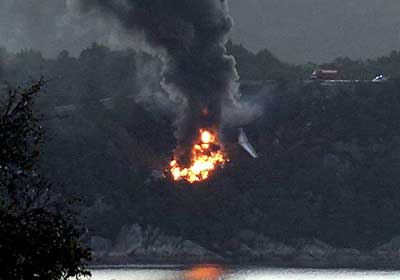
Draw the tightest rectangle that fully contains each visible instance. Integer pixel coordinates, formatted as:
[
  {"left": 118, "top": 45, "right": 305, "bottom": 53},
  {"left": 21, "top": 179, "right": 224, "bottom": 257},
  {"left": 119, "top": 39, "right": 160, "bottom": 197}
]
[{"left": 170, "top": 129, "right": 226, "bottom": 183}]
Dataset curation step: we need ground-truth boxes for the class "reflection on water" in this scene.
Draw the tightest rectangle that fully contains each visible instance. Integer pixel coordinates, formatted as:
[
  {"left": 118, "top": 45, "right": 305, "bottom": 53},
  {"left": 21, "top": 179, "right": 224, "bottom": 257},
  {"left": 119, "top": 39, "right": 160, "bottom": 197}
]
[
  {"left": 89, "top": 265, "right": 400, "bottom": 280},
  {"left": 89, "top": 265, "right": 223, "bottom": 280},
  {"left": 184, "top": 265, "right": 224, "bottom": 280}
]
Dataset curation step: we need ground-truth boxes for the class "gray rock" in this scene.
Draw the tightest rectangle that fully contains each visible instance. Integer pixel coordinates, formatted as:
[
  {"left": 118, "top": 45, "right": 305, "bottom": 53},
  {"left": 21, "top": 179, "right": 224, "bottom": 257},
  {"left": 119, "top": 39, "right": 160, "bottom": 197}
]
[
  {"left": 336, "top": 248, "right": 361, "bottom": 256},
  {"left": 109, "top": 224, "right": 221, "bottom": 261},
  {"left": 251, "top": 234, "right": 295, "bottom": 259},
  {"left": 375, "top": 236, "right": 400, "bottom": 252},
  {"left": 137, "top": 234, "right": 220, "bottom": 260},
  {"left": 372, "top": 236, "right": 400, "bottom": 262},
  {"left": 181, "top": 240, "right": 215, "bottom": 257},
  {"left": 90, "top": 236, "right": 112, "bottom": 257},
  {"left": 112, "top": 224, "right": 143, "bottom": 255},
  {"left": 297, "top": 239, "right": 335, "bottom": 259}
]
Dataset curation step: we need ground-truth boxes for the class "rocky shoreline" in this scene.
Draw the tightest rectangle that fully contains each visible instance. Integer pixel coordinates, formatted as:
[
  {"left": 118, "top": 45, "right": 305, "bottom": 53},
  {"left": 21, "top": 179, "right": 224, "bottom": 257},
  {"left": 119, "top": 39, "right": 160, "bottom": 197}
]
[{"left": 89, "top": 224, "right": 400, "bottom": 269}]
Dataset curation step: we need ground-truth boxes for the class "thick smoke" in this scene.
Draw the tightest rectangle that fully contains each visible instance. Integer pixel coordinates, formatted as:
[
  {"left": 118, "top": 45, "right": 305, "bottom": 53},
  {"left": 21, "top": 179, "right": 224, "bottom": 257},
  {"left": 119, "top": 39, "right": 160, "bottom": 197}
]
[{"left": 80, "top": 0, "right": 239, "bottom": 163}]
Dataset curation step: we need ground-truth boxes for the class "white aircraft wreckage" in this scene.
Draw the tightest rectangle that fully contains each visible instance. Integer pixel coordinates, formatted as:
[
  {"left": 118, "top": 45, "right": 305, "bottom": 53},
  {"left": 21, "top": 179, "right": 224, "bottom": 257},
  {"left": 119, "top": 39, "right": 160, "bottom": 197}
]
[{"left": 238, "top": 128, "right": 258, "bottom": 159}]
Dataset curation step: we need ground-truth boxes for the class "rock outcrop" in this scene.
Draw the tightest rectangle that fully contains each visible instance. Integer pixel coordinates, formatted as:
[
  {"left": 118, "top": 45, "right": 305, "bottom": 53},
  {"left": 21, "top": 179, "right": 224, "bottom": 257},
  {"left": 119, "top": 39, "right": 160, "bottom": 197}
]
[
  {"left": 90, "top": 227, "right": 400, "bottom": 269},
  {"left": 90, "top": 236, "right": 112, "bottom": 258},
  {"left": 92, "top": 224, "right": 222, "bottom": 264}
]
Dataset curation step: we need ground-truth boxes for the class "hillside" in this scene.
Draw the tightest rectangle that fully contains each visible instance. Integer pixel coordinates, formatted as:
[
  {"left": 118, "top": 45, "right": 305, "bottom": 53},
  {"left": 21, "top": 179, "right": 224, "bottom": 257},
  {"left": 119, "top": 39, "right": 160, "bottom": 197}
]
[{"left": 2, "top": 44, "right": 400, "bottom": 266}]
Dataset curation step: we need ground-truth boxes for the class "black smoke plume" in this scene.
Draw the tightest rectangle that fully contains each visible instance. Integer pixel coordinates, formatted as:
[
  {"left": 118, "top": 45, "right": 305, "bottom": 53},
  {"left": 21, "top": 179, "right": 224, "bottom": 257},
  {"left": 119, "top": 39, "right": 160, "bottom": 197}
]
[{"left": 79, "top": 0, "right": 238, "bottom": 164}]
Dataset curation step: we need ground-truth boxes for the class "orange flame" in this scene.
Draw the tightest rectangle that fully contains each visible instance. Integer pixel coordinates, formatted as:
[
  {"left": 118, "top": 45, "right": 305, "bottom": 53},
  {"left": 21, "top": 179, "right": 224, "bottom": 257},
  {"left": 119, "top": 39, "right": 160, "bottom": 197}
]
[{"left": 170, "top": 129, "right": 226, "bottom": 183}]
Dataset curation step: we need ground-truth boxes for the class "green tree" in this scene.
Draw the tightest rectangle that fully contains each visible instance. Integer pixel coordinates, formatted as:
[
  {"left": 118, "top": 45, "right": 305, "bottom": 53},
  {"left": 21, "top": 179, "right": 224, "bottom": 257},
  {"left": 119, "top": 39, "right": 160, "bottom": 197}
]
[{"left": 0, "top": 80, "right": 91, "bottom": 280}]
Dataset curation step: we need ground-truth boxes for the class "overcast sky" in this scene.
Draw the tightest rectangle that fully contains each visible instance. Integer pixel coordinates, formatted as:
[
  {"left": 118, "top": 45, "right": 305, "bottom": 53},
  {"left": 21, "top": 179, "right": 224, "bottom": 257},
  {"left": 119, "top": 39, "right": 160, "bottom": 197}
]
[
  {"left": 230, "top": 0, "right": 400, "bottom": 63},
  {"left": 1, "top": 0, "right": 399, "bottom": 63}
]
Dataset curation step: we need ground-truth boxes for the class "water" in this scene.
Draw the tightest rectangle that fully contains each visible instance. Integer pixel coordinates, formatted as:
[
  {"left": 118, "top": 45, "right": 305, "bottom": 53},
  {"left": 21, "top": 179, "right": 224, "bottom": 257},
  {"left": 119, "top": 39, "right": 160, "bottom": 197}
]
[{"left": 88, "top": 265, "right": 400, "bottom": 280}]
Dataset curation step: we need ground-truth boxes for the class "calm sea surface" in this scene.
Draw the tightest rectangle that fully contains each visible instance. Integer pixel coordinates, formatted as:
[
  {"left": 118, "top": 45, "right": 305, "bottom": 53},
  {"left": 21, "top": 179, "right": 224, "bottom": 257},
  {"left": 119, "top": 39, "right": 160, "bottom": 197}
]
[{"left": 87, "top": 265, "right": 400, "bottom": 280}]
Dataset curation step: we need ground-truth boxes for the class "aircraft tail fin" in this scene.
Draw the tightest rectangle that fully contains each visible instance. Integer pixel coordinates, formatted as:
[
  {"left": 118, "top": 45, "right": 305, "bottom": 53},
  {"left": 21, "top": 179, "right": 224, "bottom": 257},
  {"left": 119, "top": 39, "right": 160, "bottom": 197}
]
[{"left": 238, "top": 128, "right": 258, "bottom": 158}]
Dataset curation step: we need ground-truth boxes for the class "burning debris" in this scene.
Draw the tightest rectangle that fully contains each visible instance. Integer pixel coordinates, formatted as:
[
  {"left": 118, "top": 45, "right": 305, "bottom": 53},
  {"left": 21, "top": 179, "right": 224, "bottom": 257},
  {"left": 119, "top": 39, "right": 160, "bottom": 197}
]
[
  {"left": 79, "top": 0, "right": 239, "bottom": 182},
  {"left": 170, "top": 129, "right": 227, "bottom": 183}
]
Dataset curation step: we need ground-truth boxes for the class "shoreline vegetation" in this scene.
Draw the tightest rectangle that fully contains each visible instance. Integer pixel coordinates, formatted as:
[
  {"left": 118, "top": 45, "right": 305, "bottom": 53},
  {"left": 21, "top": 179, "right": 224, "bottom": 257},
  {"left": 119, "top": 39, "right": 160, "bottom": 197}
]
[
  {"left": 3, "top": 42, "right": 400, "bottom": 274},
  {"left": 89, "top": 224, "right": 400, "bottom": 270}
]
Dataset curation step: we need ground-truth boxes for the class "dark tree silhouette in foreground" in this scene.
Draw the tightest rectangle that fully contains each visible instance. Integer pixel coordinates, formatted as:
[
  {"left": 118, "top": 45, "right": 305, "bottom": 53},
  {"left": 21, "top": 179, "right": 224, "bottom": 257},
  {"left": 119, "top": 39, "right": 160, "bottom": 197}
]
[{"left": 0, "top": 80, "right": 91, "bottom": 280}]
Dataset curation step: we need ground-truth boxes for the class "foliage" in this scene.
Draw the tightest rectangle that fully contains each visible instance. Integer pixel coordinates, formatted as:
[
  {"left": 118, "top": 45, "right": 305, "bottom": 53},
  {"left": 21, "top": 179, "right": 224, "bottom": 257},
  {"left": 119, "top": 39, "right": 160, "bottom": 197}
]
[
  {"left": 2, "top": 43, "right": 400, "bottom": 253},
  {"left": 127, "top": 81, "right": 400, "bottom": 251},
  {"left": 0, "top": 81, "right": 90, "bottom": 280},
  {"left": 320, "top": 51, "right": 400, "bottom": 80}
]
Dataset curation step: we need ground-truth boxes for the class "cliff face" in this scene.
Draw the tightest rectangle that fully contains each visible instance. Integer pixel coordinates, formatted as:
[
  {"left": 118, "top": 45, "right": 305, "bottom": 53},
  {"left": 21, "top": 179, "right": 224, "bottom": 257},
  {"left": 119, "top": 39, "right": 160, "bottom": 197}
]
[
  {"left": 90, "top": 224, "right": 222, "bottom": 265},
  {"left": 90, "top": 224, "right": 400, "bottom": 268}
]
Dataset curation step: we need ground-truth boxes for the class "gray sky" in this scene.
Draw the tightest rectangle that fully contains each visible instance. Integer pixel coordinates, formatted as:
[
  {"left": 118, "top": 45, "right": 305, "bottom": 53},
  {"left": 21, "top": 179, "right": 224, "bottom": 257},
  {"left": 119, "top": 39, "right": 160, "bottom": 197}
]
[
  {"left": 229, "top": 0, "right": 400, "bottom": 63},
  {"left": 1, "top": 0, "right": 400, "bottom": 63},
  {"left": 0, "top": 0, "right": 137, "bottom": 58}
]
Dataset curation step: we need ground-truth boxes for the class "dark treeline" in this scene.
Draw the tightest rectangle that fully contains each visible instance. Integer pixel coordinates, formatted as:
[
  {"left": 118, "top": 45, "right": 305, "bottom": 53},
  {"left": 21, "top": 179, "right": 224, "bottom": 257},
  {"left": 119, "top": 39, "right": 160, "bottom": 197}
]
[
  {"left": 1, "top": 42, "right": 400, "bottom": 256},
  {"left": 2, "top": 41, "right": 400, "bottom": 88},
  {"left": 227, "top": 42, "right": 400, "bottom": 82}
]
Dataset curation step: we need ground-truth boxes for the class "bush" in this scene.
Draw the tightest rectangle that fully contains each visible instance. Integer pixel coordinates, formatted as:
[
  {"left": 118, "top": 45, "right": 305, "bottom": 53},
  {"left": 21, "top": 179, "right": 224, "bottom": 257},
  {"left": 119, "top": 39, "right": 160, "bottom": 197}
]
[{"left": 0, "top": 80, "right": 91, "bottom": 280}]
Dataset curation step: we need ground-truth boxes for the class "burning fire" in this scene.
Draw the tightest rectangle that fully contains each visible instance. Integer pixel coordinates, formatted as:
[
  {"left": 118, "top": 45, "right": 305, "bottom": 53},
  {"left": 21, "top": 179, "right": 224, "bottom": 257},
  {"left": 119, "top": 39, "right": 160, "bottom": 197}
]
[{"left": 170, "top": 129, "right": 227, "bottom": 183}]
